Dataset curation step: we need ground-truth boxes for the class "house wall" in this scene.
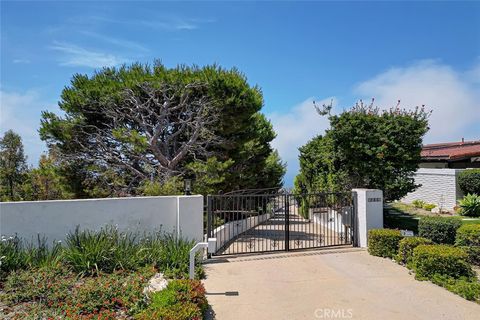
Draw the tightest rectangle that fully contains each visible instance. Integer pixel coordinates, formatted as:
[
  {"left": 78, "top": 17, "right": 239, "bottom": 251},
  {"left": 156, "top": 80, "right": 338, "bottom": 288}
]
[
  {"left": 401, "top": 168, "right": 464, "bottom": 211},
  {"left": 0, "top": 195, "right": 203, "bottom": 243}
]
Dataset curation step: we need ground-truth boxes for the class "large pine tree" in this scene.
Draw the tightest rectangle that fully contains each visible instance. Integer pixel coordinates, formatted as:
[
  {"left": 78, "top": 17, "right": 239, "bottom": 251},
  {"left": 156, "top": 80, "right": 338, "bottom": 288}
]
[{"left": 40, "top": 62, "right": 285, "bottom": 197}]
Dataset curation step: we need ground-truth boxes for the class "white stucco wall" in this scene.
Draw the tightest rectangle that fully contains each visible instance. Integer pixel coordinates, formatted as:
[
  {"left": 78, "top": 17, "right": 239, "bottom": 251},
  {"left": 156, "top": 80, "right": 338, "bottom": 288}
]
[
  {"left": 353, "top": 189, "right": 383, "bottom": 248},
  {"left": 401, "top": 168, "right": 464, "bottom": 211},
  {"left": 211, "top": 212, "right": 272, "bottom": 250},
  {"left": 0, "top": 195, "right": 203, "bottom": 243}
]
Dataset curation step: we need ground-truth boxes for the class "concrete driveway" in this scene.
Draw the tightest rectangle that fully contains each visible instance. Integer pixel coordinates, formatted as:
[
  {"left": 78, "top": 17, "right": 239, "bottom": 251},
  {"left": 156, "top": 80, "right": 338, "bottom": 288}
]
[{"left": 203, "top": 248, "right": 480, "bottom": 320}]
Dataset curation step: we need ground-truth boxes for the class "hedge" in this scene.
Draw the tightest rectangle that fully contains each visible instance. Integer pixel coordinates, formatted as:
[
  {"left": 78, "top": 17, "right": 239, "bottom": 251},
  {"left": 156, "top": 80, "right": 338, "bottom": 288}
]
[
  {"left": 412, "top": 245, "right": 474, "bottom": 280},
  {"left": 458, "top": 169, "right": 480, "bottom": 195},
  {"left": 418, "top": 217, "right": 461, "bottom": 244},
  {"left": 395, "top": 237, "right": 433, "bottom": 268},
  {"left": 455, "top": 224, "right": 480, "bottom": 266},
  {"left": 368, "top": 229, "right": 403, "bottom": 258},
  {"left": 431, "top": 274, "right": 480, "bottom": 302}
]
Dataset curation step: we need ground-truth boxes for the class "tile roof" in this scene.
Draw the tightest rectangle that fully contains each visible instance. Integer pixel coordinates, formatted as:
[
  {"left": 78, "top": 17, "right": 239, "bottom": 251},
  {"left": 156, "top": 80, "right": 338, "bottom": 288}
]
[{"left": 421, "top": 140, "right": 480, "bottom": 161}]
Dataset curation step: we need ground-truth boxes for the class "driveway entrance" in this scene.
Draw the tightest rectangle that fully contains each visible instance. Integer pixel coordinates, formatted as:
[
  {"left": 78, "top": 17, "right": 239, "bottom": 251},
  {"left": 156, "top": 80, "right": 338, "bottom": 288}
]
[
  {"left": 206, "top": 191, "right": 355, "bottom": 256},
  {"left": 203, "top": 249, "right": 480, "bottom": 320}
]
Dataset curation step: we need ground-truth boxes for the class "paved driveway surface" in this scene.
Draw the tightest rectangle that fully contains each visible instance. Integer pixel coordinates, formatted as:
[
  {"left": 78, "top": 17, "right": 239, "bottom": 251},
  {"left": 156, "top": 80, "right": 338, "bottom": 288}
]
[{"left": 203, "top": 248, "right": 480, "bottom": 320}]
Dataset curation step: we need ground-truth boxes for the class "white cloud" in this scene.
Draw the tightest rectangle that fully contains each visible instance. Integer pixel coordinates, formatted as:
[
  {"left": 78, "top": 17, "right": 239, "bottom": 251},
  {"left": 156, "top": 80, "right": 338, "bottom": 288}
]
[
  {"left": 78, "top": 15, "right": 212, "bottom": 31},
  {"left": 269, "top": 97, "right": 334, "bottom": 185},
  {"left": 79, "top": 31, "right": 149, "bottom": 53},
  {"left": 13, "top": 59, "right": 31, "bottom": 64},
  {"left": 50, "top": 41, "right": 128, "bottom": 68},
  {"left": 355, "top": 60, "right": 480, "bottom": 143},
  {"left": 0, "top": 89, "right": 57, "bottom": 165}
]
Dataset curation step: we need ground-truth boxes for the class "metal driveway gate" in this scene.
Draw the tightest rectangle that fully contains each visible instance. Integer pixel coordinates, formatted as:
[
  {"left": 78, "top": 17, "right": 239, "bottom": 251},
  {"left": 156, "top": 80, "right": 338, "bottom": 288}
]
[{"left": 206, "top": 190, "right": 355, "bottom": 256}]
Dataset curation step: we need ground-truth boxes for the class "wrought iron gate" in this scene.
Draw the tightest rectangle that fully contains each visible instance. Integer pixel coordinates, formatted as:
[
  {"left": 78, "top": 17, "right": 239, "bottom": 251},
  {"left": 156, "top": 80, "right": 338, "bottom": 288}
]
[{"left": 206, "top": 190, "right": 356, "bottom": 256}]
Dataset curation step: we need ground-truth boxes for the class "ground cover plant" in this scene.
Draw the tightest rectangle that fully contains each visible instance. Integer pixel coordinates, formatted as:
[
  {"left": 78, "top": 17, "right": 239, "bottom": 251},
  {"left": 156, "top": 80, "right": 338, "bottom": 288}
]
[
  {"left": 0, "top": 227, "right": 208, "bottom": 319},
  {"left": 136, "top": 280, "right": 208, "bottom": 320}
]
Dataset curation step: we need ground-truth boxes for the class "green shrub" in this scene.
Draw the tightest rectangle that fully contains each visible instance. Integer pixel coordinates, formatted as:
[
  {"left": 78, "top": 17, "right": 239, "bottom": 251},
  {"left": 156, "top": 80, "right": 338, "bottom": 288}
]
[
  {"left": 412, "top": 245, "right": 474, "bottom": 280},
  {"left": 62, "top": 227, "right": 203, "bottom": 277},
  {"left": 458, "top": 169, "right": 480, "bottom": 195},
  {"left": 136, "top": 279, "right": 208, "bottom": 320},
  {"left": 422, "top": 203, "right": 436, "bottom": 211},
  {"left": 368, "top": 229, "right": 403, "bottom": 258},
  {"left": 418, "top": 216, "right": 462, "bottom": 244},
  {"left": 159, "top": 234, "right": 204, "bottom": 279},
  {"left": 299, "top": 197, "right": 310, "bottom": 219},
  {"left": 456, "top": 224, "right": 480, "bottom": 246},
  {"left": 62, "top": 226, "right": 142, "bottom": 275},
  {"left": 0, "top": 235, "right": 27, "bottom": 279},
  {"left": 395, "top": 237, "right": 433, "bottom": 268},
  {"left": 431, "top": 274, "right": 480, "bottom": 302},
  {"left": 1, "top": 227, "right": 203, "bottom": 280},
  {"left": 461, "top": 246, "right": 480, "bottom": 267},
  {"left": 458, "top": 194, "right": 480, "bottom": 217},
  {"left": 455, "top": 224, "right": 480, "bottom": 265},
  {"left": 412, "top": 199, "right": 426, "bottom": 208},
  {"left": 0, "top": 235, "right": 62, "bottom": 279}
]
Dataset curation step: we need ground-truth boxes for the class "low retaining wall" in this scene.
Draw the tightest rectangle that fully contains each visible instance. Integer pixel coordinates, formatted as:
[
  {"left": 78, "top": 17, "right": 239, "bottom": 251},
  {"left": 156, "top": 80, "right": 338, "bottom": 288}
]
[
  {"left": 311, "top": 207, "right": 352, "bottom": 233},
  {"left": 0, "top": 195, "right": 203, "bottom": 243},
  {"left": 212, "top": 212, "right": 272, "bottom": 250}
]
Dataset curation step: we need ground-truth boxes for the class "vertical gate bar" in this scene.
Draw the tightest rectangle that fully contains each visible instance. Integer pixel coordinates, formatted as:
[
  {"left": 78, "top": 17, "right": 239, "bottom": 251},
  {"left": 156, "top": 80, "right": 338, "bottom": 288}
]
[
  {"left": 285, "top": 194, "right": 290, "bottom": 251},
  {"left": 223, "top": 196, "right": 226, "bottom": 254},
  {"left": 235, "top": 195, "right": 239, "bottom": 255},
  {"left": 247, "top": 195, "right": 251, "bottom": 253},
  {"left": 326, "top": 194, "right": 329, "bottom": 246},
  {"left": 313, "top": 194, "right": 316, "bottom": 248},
  {"left": 336, "top": 194, "right": 338, "bottom": 245},
  {"left": 337, "top": 194, "right": 340, "bottom": 245},
  {"left": 277, "top": 193, "right": 280, "bottom": 251},
  {"left": 264, "top": 194, "right": 267, "bottom": 252},
  {"left": 279, "top": 193, "right": 282, "bottom": 251},
  {"left": 310, "top": 194, "right": 313, "bottom": 249},
  {"left": 312, "top": 194, "right": 316, "bottom": 248}
]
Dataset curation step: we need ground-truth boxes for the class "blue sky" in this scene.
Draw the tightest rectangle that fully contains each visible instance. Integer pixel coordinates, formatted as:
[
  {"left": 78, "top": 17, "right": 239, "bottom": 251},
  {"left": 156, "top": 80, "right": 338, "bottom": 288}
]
[{"left": 1, "top": 1, "right": 479, "bottom": 186}]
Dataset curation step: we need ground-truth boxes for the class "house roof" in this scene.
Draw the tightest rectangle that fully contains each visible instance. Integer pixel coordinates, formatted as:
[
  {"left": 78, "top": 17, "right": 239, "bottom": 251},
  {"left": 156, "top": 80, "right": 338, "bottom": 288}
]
[{"left": 421, "top": 140, "right": 480, "bottom": 161}]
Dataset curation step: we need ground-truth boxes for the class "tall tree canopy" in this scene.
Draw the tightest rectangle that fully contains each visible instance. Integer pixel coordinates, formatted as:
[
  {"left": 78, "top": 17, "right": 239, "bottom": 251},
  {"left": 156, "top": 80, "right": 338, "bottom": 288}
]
[
  {"left": 0, "top": 130, "right": 28, "bottom": 201},
  {"left": 294, "top": 100, "right": 429, "bottom": 201},
  {"left": 40, "top": 62, "right": 285, "bottom": 196}
]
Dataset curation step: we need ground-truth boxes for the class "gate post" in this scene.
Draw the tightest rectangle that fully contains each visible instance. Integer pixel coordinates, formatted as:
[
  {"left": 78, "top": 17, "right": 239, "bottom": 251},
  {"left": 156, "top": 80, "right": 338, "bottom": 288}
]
[
  {"left": 206, "top": 195, "right": 212, "bottom": 239},
  {"left": 352, "top": 189, "right": 383, "bottom": 248},
  {"left": 285, "top": 194, "right": 290, "bottom": 251}
]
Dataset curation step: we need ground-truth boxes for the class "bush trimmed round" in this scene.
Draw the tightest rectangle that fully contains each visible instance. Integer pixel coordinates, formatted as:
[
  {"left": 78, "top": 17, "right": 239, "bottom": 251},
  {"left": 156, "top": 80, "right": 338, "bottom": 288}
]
[
  {"left": 455, "top": 224, "right": 480, "bottom": 266},
  {"left": 412, "top": 244, "right": 474, "bottom": 280},
  {"left": 368, "top": 229, "right": 403, "bottom": 258},
  {"left": 456, "top": 224, "right": 480, "bottom": 246},
  {"left": 418, "top": 217, "right": 462, "bottom": 244},
  {"left": 458, "top": 169, "right": 480, "bottom": 195},
  {"left": 395, "top": 237, "right": 433, "bottom": 268}
]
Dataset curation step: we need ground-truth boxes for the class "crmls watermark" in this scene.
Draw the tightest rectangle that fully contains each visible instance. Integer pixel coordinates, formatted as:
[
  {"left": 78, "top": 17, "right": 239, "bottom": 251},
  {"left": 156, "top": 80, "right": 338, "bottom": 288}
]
[{"left": 314, "top": 308, "right": 353, "bottom": 319}]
